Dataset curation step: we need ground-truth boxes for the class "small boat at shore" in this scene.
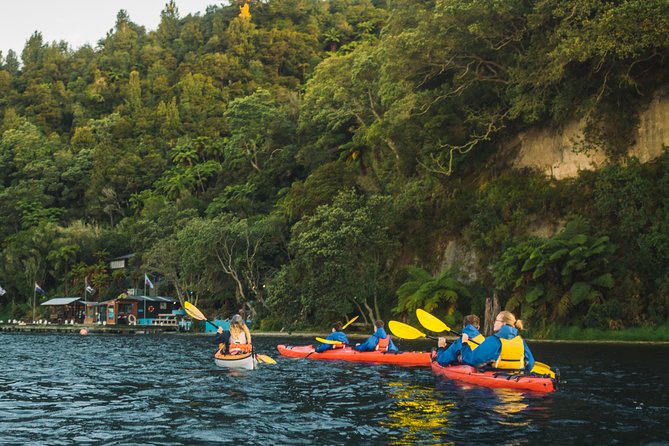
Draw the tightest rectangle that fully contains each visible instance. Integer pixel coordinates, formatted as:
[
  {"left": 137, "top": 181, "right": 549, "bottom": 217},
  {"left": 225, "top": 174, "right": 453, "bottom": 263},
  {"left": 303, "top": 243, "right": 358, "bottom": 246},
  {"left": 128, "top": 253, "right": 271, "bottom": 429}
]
[
  {"left": 214, "top": 350, "right": 258, "bottom": 370},
  {"left": 277, "top": 344, "right": 431, "bottom": 366}
]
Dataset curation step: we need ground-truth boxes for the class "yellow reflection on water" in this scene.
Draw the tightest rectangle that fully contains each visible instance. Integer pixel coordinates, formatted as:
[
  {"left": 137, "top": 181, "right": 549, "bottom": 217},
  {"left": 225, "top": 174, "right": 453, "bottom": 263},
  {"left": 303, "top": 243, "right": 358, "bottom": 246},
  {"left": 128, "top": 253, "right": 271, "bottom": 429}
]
[
  {"left": 382, "top": 381, "right": 454, "bottom": 445},
  {"left": 491, "top": 388, "right": 530, "bottom": 427}
]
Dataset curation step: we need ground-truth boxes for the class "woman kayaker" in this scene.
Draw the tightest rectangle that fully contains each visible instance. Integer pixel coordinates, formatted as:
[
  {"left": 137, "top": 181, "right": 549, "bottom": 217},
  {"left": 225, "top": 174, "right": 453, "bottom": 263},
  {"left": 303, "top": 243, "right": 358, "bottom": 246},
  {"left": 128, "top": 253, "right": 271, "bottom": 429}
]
[
  {"left": 461, "top": 310, "right": 535, "bottom": 372},
  {"left": 226, "top": 314, "right": 252, "bottom": 355},
  {"left": 230, "top": 314, "right": 252, "bottom": 344},
  {"left": 435, "top": 314, "right": 483, "bottom": 366},
  {"left": 315, "top": 321, "right": 349, "bottom": 353},
  {"left": 213, "top": 314, "right": 252, "bottom": 355},
  {"left": 354, "top": 320, "right": 399, "bottom": 352}
]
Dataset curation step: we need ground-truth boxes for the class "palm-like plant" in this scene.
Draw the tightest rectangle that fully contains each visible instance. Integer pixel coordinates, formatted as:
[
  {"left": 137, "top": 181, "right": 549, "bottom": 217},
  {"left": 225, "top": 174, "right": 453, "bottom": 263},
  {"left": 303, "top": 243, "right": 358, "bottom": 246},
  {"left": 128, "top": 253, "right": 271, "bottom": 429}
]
[
  {"left": 495, "top": 219, "right": 615, "bottom": 324},
  {"left": 393, "top": 266, "right": 471, "bottom": 316}
]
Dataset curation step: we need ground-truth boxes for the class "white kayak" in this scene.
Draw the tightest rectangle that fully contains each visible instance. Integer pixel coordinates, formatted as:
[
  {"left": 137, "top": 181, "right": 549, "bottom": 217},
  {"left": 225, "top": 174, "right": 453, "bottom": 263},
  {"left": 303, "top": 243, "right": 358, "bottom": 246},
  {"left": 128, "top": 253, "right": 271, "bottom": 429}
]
[{"left": 214, "top": 351, "right": 258, "bottom": 370}]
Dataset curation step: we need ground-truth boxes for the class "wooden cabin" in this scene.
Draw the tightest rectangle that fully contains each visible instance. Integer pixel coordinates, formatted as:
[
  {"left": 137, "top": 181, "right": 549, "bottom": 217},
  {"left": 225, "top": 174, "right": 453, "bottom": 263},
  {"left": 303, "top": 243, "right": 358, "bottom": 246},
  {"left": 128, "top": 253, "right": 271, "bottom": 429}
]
[
  {"left": 41, "top": 297, "right": 87, "bottom": 324},
  {"left": 84, "top": 296, "right": 181, "bottom": 325}
]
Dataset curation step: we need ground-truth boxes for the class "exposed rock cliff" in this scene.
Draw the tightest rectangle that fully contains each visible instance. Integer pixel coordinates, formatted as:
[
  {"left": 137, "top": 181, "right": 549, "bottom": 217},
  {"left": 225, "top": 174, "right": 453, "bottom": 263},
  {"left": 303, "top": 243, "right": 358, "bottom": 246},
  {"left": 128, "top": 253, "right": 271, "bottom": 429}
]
[{"left": 511, "top": 89, "right": 669, "bottom": 179}]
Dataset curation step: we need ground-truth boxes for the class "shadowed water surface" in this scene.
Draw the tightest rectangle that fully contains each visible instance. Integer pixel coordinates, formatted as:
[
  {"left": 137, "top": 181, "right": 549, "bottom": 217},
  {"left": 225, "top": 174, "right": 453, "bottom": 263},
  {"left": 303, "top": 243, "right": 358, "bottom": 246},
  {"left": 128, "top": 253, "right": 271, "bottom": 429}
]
[{"left": 0, "top": 333, "right": 668, "bottom": 445}]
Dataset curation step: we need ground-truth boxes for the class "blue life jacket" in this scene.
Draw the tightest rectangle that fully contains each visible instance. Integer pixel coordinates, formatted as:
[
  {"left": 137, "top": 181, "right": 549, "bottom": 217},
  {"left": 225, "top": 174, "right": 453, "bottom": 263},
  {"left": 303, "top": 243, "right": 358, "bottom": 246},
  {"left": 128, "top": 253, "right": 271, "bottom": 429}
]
[
  {"left": 315, "top": 330, "right": 349, "bottom": 353},
  {"left": 435, "top": 324, "right": 481, "bottom": 366}
]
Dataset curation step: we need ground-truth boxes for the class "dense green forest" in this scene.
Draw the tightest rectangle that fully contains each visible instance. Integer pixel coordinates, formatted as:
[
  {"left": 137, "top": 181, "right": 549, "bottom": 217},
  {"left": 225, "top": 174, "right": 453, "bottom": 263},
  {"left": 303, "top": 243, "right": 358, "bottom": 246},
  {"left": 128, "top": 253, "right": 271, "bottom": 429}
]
[{"left": 1, "top": 0, "right": 669, "bottom": 336}]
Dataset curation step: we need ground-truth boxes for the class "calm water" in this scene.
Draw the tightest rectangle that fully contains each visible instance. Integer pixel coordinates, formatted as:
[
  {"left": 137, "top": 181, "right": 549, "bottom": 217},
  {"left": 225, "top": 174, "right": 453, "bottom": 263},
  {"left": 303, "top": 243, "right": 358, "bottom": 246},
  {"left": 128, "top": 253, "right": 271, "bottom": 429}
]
[{"left": 1, "top": 333, "right": 668, "bottom": 445}]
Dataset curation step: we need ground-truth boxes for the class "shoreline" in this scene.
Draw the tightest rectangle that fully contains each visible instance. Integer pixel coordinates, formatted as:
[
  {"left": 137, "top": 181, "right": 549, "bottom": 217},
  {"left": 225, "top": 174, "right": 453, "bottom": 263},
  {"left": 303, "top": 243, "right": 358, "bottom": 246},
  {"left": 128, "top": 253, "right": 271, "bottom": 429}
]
[{"left": 2, "top": 323, "right": 669, "bottom": 344}]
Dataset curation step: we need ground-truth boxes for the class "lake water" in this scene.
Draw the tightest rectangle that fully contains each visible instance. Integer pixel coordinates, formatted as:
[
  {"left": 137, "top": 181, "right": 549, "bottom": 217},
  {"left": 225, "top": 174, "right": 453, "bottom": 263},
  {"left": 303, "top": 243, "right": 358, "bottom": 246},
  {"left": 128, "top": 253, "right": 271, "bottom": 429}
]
[{"left": 1, "top": 333, "right": 668, "bottom": 445}]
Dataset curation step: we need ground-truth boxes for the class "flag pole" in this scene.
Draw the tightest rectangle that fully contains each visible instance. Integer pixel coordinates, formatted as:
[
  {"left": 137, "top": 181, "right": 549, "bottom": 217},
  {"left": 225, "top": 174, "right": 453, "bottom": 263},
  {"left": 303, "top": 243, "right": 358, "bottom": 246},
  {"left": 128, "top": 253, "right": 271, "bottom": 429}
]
[
  {"left": 143, "top": 274, "right": 147, "bottom": 324},
  {"left": 32, "top": 283, "right": 36, "bottom": 324},
  {"left": 84, "top": 276, "right": 88, "bottom": 323}
]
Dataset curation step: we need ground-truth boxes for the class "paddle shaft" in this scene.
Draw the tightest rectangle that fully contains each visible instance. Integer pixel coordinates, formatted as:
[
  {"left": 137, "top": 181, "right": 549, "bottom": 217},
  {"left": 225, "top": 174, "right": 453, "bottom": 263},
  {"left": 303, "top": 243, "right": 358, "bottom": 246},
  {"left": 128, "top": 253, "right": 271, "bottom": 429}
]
[
  {"left": 205, "top": 319, "right": 220, "bottom": 330},
  {"left": 442, "top": 326, "right": 482, "bottom": 346}
]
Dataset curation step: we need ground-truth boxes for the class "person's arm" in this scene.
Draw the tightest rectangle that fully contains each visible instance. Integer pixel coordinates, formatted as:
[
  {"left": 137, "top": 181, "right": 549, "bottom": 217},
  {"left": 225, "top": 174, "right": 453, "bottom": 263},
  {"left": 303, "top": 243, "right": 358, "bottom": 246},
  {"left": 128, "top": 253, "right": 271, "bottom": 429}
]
[
  {"left": 213, "top": 328, "right": 231, "bottom": 353},
  {"left": 436, "top": 339, "right": 461, "bottom": 366},
  {"left": 523, "top": 340, "right": 535, "bottom": 372},
  {"left": 354, "top": 335, "right": 376, "bottom": 351},
  {"left": 461, "top": 337, "right": 499, "bottom": 367},
  {"left": 315, "top": 331, "right": 338, "bottom": 353},
  {"left": 315, "top": 342, "right": 330, "bottom": 353}
]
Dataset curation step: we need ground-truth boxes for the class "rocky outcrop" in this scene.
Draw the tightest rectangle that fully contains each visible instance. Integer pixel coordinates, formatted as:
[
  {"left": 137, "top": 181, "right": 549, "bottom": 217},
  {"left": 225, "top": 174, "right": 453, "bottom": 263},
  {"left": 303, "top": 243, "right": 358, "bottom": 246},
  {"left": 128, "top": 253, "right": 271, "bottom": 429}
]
[{"left": 511, "top": 89, "right": 669, "bottom": 179}]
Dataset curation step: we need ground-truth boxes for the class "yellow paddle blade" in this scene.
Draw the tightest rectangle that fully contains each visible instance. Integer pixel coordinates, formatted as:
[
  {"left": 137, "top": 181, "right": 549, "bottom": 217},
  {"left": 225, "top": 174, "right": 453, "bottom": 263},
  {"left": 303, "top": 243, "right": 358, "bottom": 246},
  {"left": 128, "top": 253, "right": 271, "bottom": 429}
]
[
  {"left": 532, "top": 362, "right": 556, "bottom": 379},
  {"left": 315, "top": 337, "right": 343, "bottom": 345},
  {"left": 416, "top": 309, "right": 451, "bottom": 333},
  {"left": 342, "top": 315, "right": 359, "bottom": 330},
  {"left": 388, "top": 320, "right": 428, "bottom": 340},
  {"left": 256, "top": 354, "right": 277, "bottom": 364},
  {"left": 184, "top": 301, "right": 207, "bottom": 321}
]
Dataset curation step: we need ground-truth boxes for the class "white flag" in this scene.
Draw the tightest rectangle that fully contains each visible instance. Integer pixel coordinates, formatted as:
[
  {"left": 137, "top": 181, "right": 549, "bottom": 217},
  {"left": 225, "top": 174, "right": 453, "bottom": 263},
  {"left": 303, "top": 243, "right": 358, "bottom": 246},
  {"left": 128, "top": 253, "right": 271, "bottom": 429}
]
[
  {"left": 0, "top": 285, "right": 6, "bottom": 296},
  {"left": 85, "top": 285, "right": 96, "bottom": 294},
  {"left": 144, "top": 273, "right": 154, "bottom": 289}
]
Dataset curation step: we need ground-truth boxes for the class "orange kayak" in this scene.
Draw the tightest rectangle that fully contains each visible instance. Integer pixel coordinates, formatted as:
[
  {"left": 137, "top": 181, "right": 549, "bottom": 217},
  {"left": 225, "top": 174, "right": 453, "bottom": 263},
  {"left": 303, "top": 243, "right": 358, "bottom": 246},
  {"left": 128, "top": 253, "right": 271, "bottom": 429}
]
[
  {"left": 431, "top": 360, "right": 557, "bottom": 392},
  {"left": 277, "top": 344, "right": 431, "bottom": 366}
]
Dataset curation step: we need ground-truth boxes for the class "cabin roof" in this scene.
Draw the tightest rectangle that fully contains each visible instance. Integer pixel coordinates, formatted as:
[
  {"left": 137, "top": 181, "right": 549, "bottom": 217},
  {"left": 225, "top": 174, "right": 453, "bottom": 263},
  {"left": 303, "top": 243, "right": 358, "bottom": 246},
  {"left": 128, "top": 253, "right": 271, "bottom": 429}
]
[{"left": 41, "top": 297, "right": 82, "bottom": 306}]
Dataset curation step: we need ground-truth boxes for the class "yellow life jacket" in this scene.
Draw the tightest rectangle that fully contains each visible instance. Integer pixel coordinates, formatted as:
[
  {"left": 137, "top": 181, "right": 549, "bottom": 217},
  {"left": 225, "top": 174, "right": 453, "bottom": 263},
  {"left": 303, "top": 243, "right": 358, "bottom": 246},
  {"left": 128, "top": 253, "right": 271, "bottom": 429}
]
[
  {"left": 494, "top": 336, "right": 525, "bottom": 370},
  {"left": 466, "top": 334, "right": 485, "bottom": 350}
]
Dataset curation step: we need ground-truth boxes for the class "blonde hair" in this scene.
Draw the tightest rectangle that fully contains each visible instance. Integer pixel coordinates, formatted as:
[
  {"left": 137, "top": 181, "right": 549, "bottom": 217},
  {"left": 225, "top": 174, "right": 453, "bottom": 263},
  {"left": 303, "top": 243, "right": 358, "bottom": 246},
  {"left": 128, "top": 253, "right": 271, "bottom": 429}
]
[
  {"left": 229, "top": 314, "right": 252, "bottom": 344},
  {"left": 497, "top": 310, "right": 524, "bottom": 330}
]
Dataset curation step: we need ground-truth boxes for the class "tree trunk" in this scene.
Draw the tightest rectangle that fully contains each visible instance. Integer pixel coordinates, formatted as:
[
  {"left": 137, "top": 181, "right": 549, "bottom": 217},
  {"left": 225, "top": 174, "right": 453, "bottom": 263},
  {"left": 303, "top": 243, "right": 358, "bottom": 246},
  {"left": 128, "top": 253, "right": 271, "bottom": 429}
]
[{"left": 483, "top": 291, "right": 501, "bottom": 336}]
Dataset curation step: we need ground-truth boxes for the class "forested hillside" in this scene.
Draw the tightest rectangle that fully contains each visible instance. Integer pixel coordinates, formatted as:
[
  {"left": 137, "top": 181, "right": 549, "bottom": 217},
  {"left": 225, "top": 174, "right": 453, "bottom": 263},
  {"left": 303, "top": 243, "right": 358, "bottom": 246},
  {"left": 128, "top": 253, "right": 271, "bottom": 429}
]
[{"left": 1, "top": 0, "right": 668, "bottom": 335}]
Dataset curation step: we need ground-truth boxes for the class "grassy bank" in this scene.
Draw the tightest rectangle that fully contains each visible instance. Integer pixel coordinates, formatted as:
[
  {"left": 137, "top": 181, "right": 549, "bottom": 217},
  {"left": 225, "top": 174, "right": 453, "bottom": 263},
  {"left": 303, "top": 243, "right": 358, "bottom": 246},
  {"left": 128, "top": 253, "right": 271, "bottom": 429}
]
[{"left": 533, "top": 323, "right": 669, "bottom": 342}]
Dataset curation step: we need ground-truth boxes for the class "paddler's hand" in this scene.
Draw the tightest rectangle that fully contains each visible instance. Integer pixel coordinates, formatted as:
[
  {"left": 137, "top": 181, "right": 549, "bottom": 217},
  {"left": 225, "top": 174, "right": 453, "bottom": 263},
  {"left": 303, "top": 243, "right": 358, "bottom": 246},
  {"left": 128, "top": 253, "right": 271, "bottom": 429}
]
[
  {"left": 438, "top": 337, "right": 446, "bottom": 348},
  {"left": 217, "top": 326, "right": 223, "bottom": 334},
  {"left": 461, "top": 333, "right": 469, "bottom": 344}
]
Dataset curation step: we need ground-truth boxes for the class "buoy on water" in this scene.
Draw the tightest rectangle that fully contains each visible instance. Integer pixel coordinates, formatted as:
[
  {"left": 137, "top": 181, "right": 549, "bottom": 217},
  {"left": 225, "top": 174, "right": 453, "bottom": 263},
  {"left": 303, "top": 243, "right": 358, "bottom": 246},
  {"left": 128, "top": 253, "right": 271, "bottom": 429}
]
[{"left": 79, "top": 328, "right": 89, "bottom": 336}]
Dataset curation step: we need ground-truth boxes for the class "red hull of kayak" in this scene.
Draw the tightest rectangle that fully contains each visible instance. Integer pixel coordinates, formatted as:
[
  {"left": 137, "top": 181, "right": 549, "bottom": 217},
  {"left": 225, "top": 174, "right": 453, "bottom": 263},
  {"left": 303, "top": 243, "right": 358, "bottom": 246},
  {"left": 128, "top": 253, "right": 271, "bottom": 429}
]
[
  {"left": 431, "top": 362, "right": 556, "bottom": 392},
  {"left": 277, "top": 344, "right": 431, "bottom": 366}
]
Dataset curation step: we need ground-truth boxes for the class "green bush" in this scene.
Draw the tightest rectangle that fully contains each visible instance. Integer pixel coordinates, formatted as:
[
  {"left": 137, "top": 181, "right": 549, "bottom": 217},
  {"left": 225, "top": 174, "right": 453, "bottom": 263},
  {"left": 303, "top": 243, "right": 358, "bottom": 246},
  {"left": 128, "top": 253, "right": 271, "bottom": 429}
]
[{"left": 584, "top": 300, "right": 624, "bottom": 329}]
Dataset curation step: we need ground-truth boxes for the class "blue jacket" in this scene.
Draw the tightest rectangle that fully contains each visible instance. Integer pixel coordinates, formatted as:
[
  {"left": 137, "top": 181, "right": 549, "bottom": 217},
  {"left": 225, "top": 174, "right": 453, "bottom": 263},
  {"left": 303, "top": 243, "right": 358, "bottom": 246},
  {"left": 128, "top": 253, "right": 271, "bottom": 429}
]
[
  {"left": 353, "top": 327, "right": 399, "bottom": 352},
  {"left": 315, "top": 330, "right": 349, "bottom": 353},
  {"left": 461, "top": 325, "right": 535, "bottom": 371},
  {"left": 435, "top": 324, "right": 481, "bottom": 366}
]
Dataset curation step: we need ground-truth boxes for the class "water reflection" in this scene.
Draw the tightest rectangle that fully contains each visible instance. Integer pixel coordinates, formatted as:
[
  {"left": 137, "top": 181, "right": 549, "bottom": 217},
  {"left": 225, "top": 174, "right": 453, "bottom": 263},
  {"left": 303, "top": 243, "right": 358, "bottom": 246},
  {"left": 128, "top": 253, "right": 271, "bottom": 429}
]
[
  {"left": 383, "top": 381, "right": 453, "bottom": 445},
  {"left": 491, "top": 389, "right": 530, "bottom": 426}
]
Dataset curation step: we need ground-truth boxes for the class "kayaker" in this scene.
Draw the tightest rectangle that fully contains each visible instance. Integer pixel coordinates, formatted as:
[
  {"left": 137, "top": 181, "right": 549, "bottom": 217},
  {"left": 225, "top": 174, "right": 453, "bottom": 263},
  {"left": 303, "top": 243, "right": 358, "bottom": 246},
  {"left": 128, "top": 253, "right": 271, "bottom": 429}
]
[
  {"left": 315, "top": 321, "right": 349, "bottom": 353},
  {"left": 213, "top": 314, "right": 252, "bottom": 355},
  {"left": 230, "top": 314, "right": 252, "bottom": 344},
  {"left": 226, "top": 314, "right": 252, "bottom": 355},
  {"left": 461, "top": 310, "right": 535, "bottom": 372},
  {"left": 354, "top": 320, "right": 399, "bottom": 352},
  {"left": 435, "top": 314, "right": 483, "bottom": 366}
]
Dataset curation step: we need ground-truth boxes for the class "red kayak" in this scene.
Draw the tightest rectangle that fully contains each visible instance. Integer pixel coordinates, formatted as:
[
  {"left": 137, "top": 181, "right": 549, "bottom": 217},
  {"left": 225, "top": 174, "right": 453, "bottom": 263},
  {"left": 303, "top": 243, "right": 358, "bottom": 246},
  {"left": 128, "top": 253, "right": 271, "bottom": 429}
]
[
  {"left": 277, "top": 344, "right": 431, "bottom": 366},
  {"left": 431, "top": 360, "right": 557, "bottom": 392}
]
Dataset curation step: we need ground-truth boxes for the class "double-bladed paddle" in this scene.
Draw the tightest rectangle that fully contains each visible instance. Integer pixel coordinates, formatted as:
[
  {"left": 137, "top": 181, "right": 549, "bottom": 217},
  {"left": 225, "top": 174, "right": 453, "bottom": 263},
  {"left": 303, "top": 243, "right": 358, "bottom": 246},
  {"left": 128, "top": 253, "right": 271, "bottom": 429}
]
[
  {"left": 415, "top": 308, "right": 554, "bottom": 378},
  {"left": 388, "top": 320, "right": 438, "bottom": 340},
  {"left": 313, "top": 315, "right": 359, "bottom": 344},
  {"left": 315, "top": 337, "right": 344, "bottom": 345},
  {"left": 184, "top": 301, "right": 276, "bottom": 364}
]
